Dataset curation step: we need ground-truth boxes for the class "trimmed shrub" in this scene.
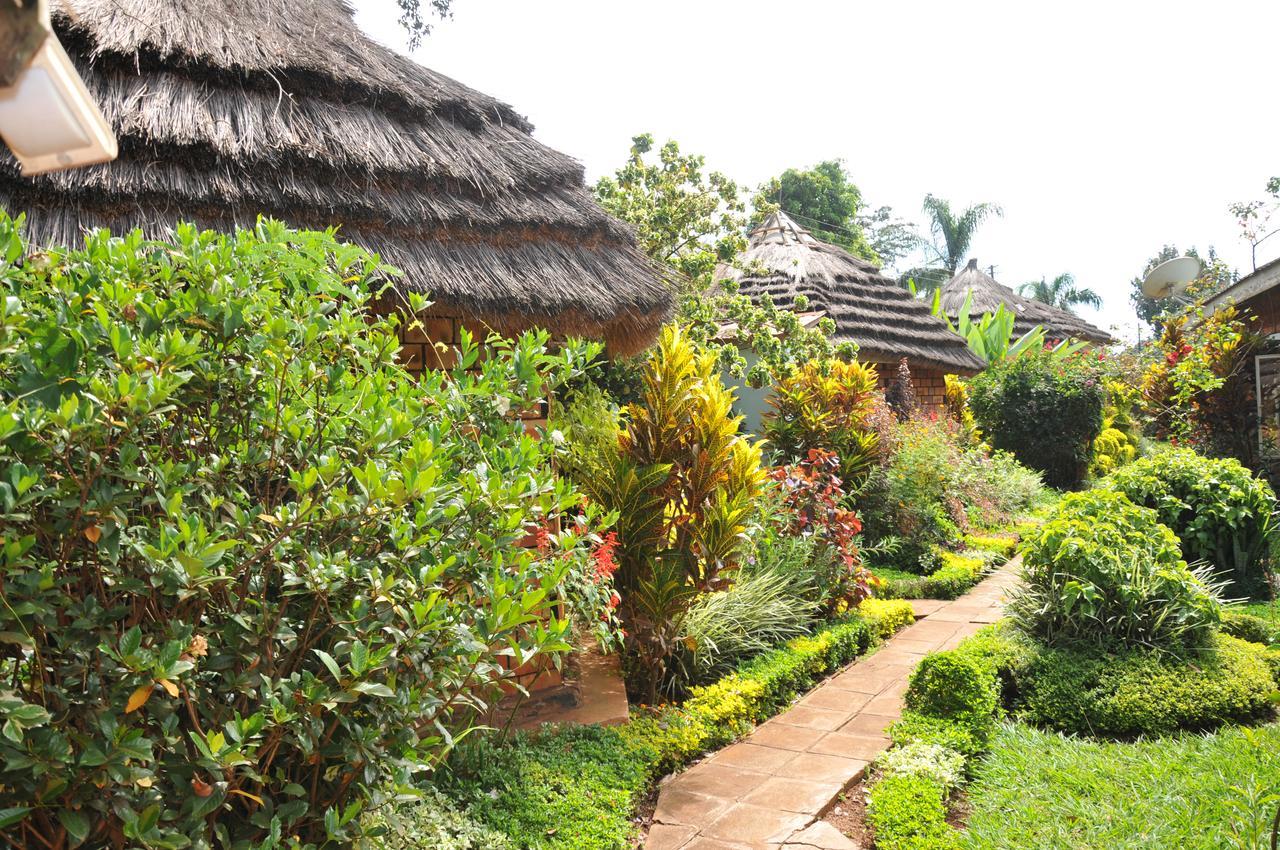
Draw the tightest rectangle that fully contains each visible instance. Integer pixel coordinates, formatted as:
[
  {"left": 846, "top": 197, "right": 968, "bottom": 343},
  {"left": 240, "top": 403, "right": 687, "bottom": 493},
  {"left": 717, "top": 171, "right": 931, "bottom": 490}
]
[
  {"left": 1105, "top": 448, "right": 1279, "bottom": 596},
  {"left": 1016, "top": 633, "right": 1278, "bottom": 736},
  {"left": 0, "top": 218, "right": 595, "bottom": 847},
  {"left": 866, "top": 774, "right": 960, "bottom": 850},
  {"left": 969, "top": 349, "right": 1105, "bottom": 489},
  {"left": 859, "top": 598, "right": 917, "bottom": 639},
  {"left": 1222, "top": 610, "right": 1280, "bottom": 646},
  {"left": 875, "top": 551, "right": 989, "bottom": 601},
  {"left": 1010, "top": 490, "right": 1223, "bottom": 651},
  {"left": 963, "top": 533, "right": 1019, "bottom": 560},
  {"left": 905, "top": 651, "right": 1000, "bottom": 745}
]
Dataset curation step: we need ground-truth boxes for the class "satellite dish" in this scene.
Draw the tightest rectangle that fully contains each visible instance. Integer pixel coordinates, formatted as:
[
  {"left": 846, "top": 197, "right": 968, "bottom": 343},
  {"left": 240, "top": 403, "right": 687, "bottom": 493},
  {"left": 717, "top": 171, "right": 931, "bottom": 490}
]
[{"left": 1142, "top": 256, "right": 1201, "bottom": 300}]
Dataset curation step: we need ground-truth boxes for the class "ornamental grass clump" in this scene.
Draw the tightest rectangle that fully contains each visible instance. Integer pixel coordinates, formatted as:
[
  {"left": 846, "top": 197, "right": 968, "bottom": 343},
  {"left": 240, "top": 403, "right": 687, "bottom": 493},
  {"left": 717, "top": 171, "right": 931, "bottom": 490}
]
[
  {"left": 1010, "top": 490, "right": 1224, "bottom": 652},
  {"left": 0, "top": 216, "right": 598, "bottom": 849}
]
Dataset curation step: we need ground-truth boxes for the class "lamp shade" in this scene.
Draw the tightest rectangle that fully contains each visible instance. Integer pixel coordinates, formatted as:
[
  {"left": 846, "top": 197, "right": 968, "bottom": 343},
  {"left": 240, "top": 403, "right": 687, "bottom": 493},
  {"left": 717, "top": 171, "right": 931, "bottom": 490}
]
[{"left": 0, "top": 33, "right": 117, "bottom": 175}]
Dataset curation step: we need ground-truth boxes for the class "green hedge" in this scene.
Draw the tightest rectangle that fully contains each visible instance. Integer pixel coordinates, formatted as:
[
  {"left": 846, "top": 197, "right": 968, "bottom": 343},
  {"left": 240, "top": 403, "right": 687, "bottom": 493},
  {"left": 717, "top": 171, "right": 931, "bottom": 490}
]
[
  {"left": 876, "top": 551, "right": 990, "bottom": 601},
  {"left": 1017, "top": 633, "right": 1277, "bottom": 736},
  {"left": 440, "top": 602, "right": 915, "bottom": 849}
]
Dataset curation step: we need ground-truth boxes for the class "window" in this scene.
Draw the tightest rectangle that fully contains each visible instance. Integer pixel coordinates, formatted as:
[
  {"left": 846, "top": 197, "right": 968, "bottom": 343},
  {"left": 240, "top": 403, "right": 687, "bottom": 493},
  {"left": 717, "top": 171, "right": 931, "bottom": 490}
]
[{"left": 1256, "top": 354, "right": 1280, "bottom": 458}]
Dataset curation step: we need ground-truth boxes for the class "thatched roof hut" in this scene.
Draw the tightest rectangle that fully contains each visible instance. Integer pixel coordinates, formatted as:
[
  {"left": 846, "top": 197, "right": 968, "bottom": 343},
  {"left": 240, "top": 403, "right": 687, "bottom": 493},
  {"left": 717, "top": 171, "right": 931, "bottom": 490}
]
[
  {"left": 0, "top": 0, "right": 671, "bottom": 353},
  {"left": 715, "top": 211, "right": 984, "bottom": 374},
  {"left": 940, "top": 259, "right": 1113, "bottom": 345}
]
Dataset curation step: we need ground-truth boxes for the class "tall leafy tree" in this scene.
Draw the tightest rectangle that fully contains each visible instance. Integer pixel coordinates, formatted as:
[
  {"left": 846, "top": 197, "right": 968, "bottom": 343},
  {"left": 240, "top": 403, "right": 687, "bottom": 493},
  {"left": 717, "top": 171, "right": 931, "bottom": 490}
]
[
  {"left": 753, "top": 160, "right": 917, "bottom": 267},
  {"left": 1229, "top": 175, "right": 1280, "bottom": 273},
  {"left": 1129, "top": 245, "right": 1235, "bottom": 334},
  {"left": 394, "top": 0, "right": 455, "bottom": 46},
  {"left": 594, "top": 133, "right": 747, "bottom": 292},
  {"left": 902, "top": 194, "right": 1003, "bottom": 294},
  {"left": 1019, "top": 273, "right": 1102, "bottom": 313}
]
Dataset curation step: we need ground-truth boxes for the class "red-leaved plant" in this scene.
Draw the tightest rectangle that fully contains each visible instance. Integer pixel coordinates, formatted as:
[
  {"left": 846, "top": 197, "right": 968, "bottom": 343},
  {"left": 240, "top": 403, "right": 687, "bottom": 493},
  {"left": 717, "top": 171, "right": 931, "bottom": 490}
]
[{"left": 770, "top": 449, "right": 875, "bottom": 615}]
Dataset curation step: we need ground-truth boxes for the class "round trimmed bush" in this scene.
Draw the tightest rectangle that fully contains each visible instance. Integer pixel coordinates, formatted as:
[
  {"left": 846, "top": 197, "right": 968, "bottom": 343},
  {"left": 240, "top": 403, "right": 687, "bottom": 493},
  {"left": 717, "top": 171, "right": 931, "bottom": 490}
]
[
  {"left": 1105, "top": 448, "right": 1278, "bottom": 596},
  {"left": 1016, "top": 633, "right": 1278, "bottom": 736},
  {"left": 905, "top": 651, "right": 1000, "bottom": 731},
  {"left": 1010, "top": 490, "right": 1223, "bottom": 651}
]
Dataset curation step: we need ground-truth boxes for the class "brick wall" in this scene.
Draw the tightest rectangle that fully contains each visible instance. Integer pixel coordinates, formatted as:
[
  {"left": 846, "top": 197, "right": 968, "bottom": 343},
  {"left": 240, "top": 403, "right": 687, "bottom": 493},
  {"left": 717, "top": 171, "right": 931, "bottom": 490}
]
[{"left": 871, "top": 361, "right": 950, "bottom": 414}]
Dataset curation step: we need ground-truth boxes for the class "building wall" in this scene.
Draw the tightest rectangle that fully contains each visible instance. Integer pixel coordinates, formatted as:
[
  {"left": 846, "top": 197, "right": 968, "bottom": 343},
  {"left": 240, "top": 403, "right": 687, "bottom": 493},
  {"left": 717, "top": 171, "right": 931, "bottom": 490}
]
[{"left": 871, "top": 362, "right": 950, "bottom": 414}]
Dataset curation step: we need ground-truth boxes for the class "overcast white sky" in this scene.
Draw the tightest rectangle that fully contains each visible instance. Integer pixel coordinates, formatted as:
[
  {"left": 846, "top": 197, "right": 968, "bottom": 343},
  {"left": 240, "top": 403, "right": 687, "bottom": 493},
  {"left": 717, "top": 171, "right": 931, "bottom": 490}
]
[{"left": 352, "top": 0, "right": 1280, "bottom": 342}]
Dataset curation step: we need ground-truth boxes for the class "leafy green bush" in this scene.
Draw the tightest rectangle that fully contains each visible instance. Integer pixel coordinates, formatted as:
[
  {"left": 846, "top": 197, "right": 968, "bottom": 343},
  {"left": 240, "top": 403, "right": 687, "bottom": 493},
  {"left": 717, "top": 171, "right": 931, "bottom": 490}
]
[
  {"left": 969, "top": 349, "right": 1105, "bottom": 489},
  {"left": 549, "top": 380, "right": 620, "bottom": 487},
  {"left": 1017, "top": 633, "right": 1277, "bottom": 736},
  {"left": 1011, "top": 490, "right": 1223, "bottom": 651},
  {"left": 860, "top": 418, "right": 967, "bottom": 570},
  {"left": 866, "top": 774, "right": 960, "bottom": 850},
  {"left": 1222, "top": 610, "right": 1280, "bottom": 646},
  {"left": 1105, "top": 448, "right": 1279, "bottom": 596},
  {"left": 364, "top": 789, "right": 514, "bottom": 850},
  {"left": 443, "top": 613, "right": 899, "bottom": 849},
  {"left": 0, "top": 218, "right": 598, "bottom": 847},
  {"left": 947, "top": 447, "right": 1048, "bottom": 528}
]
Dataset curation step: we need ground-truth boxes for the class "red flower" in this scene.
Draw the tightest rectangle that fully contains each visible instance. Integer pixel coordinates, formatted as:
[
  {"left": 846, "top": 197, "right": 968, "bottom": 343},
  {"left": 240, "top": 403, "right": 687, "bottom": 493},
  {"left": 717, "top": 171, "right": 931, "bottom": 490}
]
[{"left": 592, "top": 532, "right": 619, "bottom": 580}]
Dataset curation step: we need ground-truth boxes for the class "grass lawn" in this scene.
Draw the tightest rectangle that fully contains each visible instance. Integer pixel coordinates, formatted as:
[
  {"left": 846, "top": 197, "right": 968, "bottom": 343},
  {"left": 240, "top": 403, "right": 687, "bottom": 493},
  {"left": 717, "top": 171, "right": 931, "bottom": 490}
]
[
  {"left": 1239, "top": 599, "right": 1280, "bottom": 625},
  {"left": 961, "top": 721, "right": 1280, "bottom": 850},
  {"left": 870, "top": 566, "right": 922, "bottom": 582}
]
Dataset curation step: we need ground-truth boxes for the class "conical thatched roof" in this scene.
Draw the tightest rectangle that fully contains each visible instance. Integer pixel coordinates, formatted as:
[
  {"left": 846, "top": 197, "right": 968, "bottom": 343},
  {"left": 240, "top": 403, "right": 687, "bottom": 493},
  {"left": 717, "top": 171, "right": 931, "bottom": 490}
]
[
  {"left": 0, "top": 0, "right": 671, "bottom": 353},
  {"left": 715, "top": 212, "right": 984, "bottom": 374},
  {"left": 940, "top": 259, "right": 1113, "bottom": 345}
]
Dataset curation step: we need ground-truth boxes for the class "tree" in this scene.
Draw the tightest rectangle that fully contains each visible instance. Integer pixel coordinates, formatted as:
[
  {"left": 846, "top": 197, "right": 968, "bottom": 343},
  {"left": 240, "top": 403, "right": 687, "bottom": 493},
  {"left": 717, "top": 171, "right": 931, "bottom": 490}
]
[
  {"left": 1229, "top": 175, "right": 1280, "bottom": 273},
  {"left": 594, "top": 134, "right": 747, "bottom": 292},
  {"left": 1129, "top": 245, "right": 1235, "bottom": 334},
  {"left": 1018, "top": 272, "right": 1102, "bottom": 313},
  {"left": 395, "top": 0, "right": 454, "bottom": 47},
  {"left": 902, "top": 194, "right": 1003, "bottom": 294},
  {"left": 753, "top": 161, "right": 876, "bottom": 261}
]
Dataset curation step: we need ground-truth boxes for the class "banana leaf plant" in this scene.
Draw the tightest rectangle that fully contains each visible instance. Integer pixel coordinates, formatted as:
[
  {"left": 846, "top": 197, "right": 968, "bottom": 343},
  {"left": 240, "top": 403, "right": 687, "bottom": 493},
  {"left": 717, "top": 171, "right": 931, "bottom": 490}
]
[{"left": 912, "top": 283, "right": 1088, "bottom": 364}]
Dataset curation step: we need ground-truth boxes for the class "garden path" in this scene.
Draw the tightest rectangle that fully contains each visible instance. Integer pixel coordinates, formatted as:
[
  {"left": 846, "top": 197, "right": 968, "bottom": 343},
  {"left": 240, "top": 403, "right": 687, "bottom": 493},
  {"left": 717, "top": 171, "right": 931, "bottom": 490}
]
[{"left": 645, "top": 558, "right": 1021, "bottom": 850}]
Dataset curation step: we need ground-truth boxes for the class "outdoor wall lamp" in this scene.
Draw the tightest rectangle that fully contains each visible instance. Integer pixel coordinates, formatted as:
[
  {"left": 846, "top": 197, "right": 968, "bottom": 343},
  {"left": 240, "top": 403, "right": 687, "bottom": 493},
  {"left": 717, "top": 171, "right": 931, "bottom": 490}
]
[{"left": 0, "top": 0, "right": 116, "bottom": 175}]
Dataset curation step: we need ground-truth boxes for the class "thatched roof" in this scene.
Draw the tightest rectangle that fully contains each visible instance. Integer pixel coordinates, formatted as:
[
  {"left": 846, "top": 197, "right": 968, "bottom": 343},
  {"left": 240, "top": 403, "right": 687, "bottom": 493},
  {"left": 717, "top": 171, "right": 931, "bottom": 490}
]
[
  {"left": 0, "top": 0, "right": 671, "bottom": 354},
  {"left": 940, "top": 259, "right": 1113, "bottom": 345},
  {"left": 715, "top": 212, "right": 984, "bottom": 374}
]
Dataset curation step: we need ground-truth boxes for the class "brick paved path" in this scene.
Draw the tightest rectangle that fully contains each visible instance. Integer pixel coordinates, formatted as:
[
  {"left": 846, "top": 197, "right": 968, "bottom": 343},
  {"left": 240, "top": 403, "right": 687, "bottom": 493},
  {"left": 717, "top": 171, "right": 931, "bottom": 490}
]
[{"left": 645, "top": 559, "right": 1020, "bottom": 849}]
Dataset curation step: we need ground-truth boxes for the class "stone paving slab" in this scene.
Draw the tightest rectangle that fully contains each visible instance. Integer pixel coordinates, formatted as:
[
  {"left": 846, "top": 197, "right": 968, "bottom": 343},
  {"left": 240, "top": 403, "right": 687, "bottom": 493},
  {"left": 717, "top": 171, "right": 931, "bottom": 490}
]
[{"left": 648, "top": 557, "right": 1020, "bottom": 848}]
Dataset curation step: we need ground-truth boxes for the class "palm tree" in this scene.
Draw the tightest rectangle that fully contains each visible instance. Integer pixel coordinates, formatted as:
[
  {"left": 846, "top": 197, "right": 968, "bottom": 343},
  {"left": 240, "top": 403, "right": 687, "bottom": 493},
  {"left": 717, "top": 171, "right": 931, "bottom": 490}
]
[
  {"left": 900, "top": 194, "right": 1002, "bottom": 294},
  {"left": 1019, "top": 273, "right": 1102, "bottom": 313}
]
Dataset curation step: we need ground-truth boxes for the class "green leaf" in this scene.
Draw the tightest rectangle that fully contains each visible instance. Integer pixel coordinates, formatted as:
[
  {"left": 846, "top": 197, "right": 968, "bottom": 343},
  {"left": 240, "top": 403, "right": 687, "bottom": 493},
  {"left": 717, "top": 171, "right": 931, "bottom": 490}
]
[
  {"left": 313, "top": 649, "right": 342, "bottom": 683},
  {"left": 59, "top": 809, "right": 90, "bottom": 847}
]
